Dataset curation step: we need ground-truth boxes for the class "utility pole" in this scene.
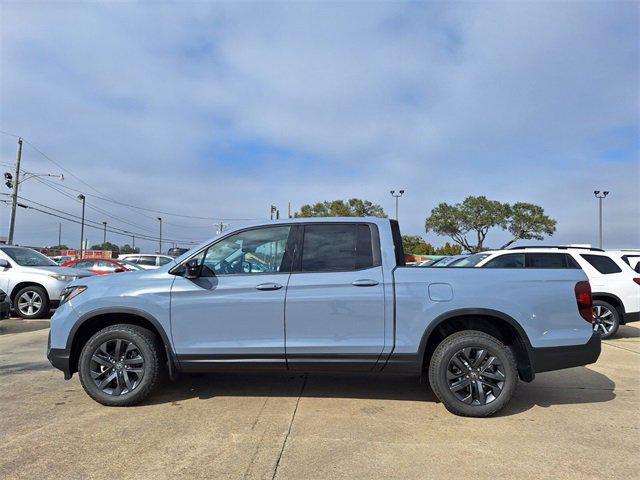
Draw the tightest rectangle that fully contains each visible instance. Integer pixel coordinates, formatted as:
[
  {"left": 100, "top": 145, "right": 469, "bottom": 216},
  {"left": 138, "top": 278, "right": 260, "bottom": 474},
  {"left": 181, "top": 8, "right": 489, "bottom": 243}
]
[
  {"left": 58, "top": 223, "right": 62, "bottom": 248},
  {"left": 216, "top": 221, "right": 227, "bottom": 235},
  {"left": 102, "top": 221, "right": 107, "bottom": 244},
  {"left": 7, "top": 138, "right": 23, "bottom": 245},
  {"left": 78, "top": 194, "right": 86, "bottom": 257},
  {"left": 288, "top": 202, "right": 292, "bottom": 218},
  {"left": 157, "top": 217, "right": 163, "bottom": 254},
  {"left": 594, "top": 191, "right": 609, "bottom": 249},
  {"left": 270, "top": 205, "right": 277, "bottom": 220},
  {"left": 390, "top": 189, "right": 405, "bottom": 220},
  {"left": 132, "top": 235, "right": 135, "bottom": 249}
]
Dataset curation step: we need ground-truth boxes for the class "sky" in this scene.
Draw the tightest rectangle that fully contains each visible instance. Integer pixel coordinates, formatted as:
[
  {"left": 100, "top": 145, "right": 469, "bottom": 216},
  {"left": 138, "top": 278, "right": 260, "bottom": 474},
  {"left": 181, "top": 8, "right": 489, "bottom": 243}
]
[{"left": 0, "top": 1, "right": 638, "bottom": 252}]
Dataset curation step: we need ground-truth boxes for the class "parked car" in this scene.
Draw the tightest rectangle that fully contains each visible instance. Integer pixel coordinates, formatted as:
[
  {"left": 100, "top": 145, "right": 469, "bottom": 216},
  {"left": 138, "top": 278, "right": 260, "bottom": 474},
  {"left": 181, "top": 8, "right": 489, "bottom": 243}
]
[
  {"left": 48, "top": 218, "right": 600, "bottom": 417},
  {"left": 466, "top": 246, "right": 640, "bottom": 338},
  {"left": 117, "top": 254, "right": 175, "bottom": 270},
  {"left": 607, "top": 249, "right": 640, "bottom": 273},
  {"left": 429, "top": 254, "right": 469, "bottom": 267},
  {"left": 62, "top": 258, "right": 143, "bottom": 275},
  {"left": 50, "top": 255, "right": 73, "bottom": 265},
  {"left": 0, "top": 246, "right": 94, "bottom": 319},
  {"left": 0, "top": 288, "right": 10, "bottom": 319},
  {"left": 167, "top": 247, "right": 189, "bottom": 257}
]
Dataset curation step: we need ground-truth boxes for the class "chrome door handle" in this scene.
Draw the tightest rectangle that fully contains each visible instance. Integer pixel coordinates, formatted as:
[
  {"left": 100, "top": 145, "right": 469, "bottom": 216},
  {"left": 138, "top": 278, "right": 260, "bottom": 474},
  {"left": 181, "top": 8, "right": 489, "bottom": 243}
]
[
  {"left": 352, "top": 279, "right": 379, "bottom": 287},
  {"left": 255, "top": 283, "right": 283, "bottom": 291}
]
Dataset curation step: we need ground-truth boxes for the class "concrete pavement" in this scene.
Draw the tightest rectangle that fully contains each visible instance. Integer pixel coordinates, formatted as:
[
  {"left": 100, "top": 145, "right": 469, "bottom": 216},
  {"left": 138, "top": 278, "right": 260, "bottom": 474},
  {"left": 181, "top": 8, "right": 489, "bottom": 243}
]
[{"left": 1, "top": 321, "right": 638, "bottom": 479}]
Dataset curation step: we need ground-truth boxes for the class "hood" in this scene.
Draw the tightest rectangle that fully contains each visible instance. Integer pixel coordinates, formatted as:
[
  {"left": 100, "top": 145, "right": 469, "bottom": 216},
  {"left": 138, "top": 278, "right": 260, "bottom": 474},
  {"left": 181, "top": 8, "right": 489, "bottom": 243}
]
[{"left": 29, "top": 265, "right": 94, "bottom": 278}]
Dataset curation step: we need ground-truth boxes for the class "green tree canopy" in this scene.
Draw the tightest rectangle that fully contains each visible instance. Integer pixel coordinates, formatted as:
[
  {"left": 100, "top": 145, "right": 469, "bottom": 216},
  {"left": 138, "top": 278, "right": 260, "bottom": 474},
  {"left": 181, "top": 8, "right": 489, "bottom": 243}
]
[
  {"left": 294, "top": 198, "right": 387, "bottom": 218},
  {"left": 50, "top": 244, "right": 69, "bottom": 250},
  {"left": 425, "top": 196, "right": 556, "bottom": 252},
  {"left": 90, "top": 242, "right": 120, "bottom": 254},
  {"left": 119, "top": 244, "right": 140, "bottom": 254},
  {"left": 402, "top": 235, "right": 463, "bottom": 256}
]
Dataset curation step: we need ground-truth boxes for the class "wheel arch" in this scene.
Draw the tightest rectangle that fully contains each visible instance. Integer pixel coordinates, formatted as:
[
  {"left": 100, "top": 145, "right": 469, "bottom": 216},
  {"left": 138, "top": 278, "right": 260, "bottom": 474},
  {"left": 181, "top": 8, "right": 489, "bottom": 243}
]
[
  {"left": 418, "top": 308, "right": 535, "bottom": 382},
  {"left": 592, "top": 293, "right": 625, "bottom": 324},
  {"left": 10, "top": 281, "right": 48, "bottom": 302},
  {"left": 66, "top": 308, "right": 177, "bottom": 377}
]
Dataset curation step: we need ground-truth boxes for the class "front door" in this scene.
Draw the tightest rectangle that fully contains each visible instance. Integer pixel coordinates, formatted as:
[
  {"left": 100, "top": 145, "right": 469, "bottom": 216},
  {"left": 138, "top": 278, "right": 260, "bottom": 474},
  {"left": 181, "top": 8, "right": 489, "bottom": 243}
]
[
  {"left": 170, "top": 225, "right": 293, "bottom": 370},
  {"left": 284, "top": 223, "right": 386, "bottom": 371}
]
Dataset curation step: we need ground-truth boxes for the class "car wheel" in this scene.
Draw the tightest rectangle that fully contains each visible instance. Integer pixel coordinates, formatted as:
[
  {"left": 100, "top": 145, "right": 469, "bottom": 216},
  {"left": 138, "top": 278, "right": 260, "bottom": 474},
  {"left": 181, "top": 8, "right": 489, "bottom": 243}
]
[
  {"left": 78, "top": 324, "right": 161, "bottom": 406},
  {"left": 428, "top": 330, "right": 518, "bottom": 417},
  {"left": 592, "top": 301, "right": 620, "bottom": 339},
  {"left": 13, "top": 285, "right": 50, "bottom": 319}
]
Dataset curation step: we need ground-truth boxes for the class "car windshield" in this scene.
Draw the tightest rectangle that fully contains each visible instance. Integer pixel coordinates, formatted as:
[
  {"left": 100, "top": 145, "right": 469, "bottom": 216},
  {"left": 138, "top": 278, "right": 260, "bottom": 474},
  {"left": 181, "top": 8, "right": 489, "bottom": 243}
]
[
  {"left": 1, "top": 247, "right": 58, "bottom": 267},
  {"left": 450, "top": 253, "right": 490, "bottom": 267}
]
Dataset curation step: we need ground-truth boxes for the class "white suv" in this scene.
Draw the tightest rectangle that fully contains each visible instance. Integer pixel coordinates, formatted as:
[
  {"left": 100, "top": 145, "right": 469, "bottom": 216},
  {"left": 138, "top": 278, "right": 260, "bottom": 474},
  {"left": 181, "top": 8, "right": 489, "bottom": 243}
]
[
  {"left": 117, "top": 254, "right": 175, "bottom": 270},
  {"left": 457, "top": 247, "right": 640, "bottom": 339}
]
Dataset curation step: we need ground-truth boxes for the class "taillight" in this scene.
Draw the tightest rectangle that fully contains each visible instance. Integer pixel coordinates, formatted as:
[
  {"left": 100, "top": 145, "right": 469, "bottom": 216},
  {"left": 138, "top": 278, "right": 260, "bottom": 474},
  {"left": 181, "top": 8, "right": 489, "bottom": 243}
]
[
  {"left": 575, "top": 281, "right": 593, "bottom": 323},
  {"left": 633, "top": 278, "right": 640, "bottom": 286}
]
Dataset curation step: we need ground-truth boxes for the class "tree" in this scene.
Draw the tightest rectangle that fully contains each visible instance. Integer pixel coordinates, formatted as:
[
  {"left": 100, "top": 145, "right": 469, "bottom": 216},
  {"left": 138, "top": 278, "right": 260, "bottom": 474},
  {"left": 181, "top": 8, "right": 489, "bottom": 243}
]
[
  {"left": 50, "top": 244, "right": 69, "bottom": 250},
  {"left": 434, "top": 242, "right": 463, "bottom": 256},
  {"left": 120, "top": 244, "right": 140, "bottom": 254},
  {"left": 90, "top": 242, "right": 120, "bottom": 254},
  {"left": 425, "top": 196, "right": 556, "bottom": 252},
  {"left": 500, "top": 202, "right": 557, "bottom": 249},
  {"left": 402, "top": 235, "right": 434, "bottom": 255},
  {"left": 295, "top": 198, "right": 387, "bottom": 218}
]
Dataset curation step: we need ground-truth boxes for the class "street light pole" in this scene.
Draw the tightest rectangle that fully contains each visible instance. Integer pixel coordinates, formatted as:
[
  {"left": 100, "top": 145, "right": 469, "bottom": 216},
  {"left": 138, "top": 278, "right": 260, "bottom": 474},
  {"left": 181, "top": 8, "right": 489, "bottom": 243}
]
[
  {"left": 157, "top": 217, "right": 163, "bottom": 254},
  {"left": 594, "top": 191, "right": 609, "bottom": 249},
  {"left": 78, "top": 194, "right": 86, "bottom": 257},
  {"left": 390, "top": 189, "right": 405, "bottom": 220},
  {"left": 102, "top": 221, "right": 107, "bottom": 244},
  {"left": 7, "top": 138, "right": 23, "bottom": 245}
]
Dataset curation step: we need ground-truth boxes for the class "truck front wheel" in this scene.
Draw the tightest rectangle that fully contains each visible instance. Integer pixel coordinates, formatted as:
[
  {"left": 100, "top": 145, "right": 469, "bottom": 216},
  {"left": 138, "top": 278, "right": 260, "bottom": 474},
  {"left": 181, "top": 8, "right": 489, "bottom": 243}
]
[
  {"left": 428, "top": 330, "right": 518, "bottom": 417},
  {"left": 78, "top": 324, "right": 161, "bottom": 406}
]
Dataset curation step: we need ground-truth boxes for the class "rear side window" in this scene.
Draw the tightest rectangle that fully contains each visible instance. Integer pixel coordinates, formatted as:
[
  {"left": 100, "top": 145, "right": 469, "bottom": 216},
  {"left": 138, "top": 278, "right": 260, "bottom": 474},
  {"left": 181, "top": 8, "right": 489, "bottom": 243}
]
[
  {"left": 580, "top": 254, "right": 622, "bottom": 274},
  {"left": 525, "top": 253, "right": 579, "bottom": 269},
  {"left": 483, "top": 254, "right": 525, "bottom": 268},
  {"left": 301, "top": 224, "right": 375, "bottom": 272}
]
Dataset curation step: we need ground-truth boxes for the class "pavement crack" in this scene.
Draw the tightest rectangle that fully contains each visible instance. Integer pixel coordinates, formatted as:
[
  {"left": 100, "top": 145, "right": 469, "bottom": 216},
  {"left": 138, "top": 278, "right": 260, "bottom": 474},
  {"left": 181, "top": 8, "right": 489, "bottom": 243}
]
[
  {"left": 271, "top": 375, "right": 306, "bottom": 480},
  {"left": 602, "top": 342, "right": 640, "bottom": 355}
]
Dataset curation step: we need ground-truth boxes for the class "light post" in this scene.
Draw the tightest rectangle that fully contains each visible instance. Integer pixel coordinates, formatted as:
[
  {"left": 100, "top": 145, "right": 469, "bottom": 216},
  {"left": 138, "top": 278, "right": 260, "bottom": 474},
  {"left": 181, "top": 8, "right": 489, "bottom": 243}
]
[
  {"left": 78, "top": 194, "right": 86, "bottom": 257},
  {"left": 390, "top": 190, "right": 405, "bottom": 220},
  {"left": 102, "top": 221, "right": 107, "bottom": 244},
  {"left": 594, "top": 191, "right": 609, "bottom": 249},
  {"left": 157, "top": 217, "right": 163, "bottom": 254}
]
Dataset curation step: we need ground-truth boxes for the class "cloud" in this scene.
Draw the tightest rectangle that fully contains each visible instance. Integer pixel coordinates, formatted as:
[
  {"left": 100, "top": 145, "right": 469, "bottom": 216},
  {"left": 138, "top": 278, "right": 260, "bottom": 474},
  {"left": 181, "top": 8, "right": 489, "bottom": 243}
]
[{"left": 0, "top": 1, "right": 638, "bottom": 251}]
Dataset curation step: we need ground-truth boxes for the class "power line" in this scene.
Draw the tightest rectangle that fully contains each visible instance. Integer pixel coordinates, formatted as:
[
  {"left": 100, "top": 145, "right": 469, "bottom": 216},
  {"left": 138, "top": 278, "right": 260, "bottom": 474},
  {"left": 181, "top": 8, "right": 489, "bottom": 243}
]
[{"left": 0, "top": 130, "right": 261, "bottom": 222}]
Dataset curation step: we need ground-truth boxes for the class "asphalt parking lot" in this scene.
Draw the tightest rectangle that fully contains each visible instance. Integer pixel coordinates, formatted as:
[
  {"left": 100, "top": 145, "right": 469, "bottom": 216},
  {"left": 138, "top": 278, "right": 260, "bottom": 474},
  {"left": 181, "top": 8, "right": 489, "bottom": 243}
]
[{"left": 1, "top": 319, "right": 638, "bottom": 480}]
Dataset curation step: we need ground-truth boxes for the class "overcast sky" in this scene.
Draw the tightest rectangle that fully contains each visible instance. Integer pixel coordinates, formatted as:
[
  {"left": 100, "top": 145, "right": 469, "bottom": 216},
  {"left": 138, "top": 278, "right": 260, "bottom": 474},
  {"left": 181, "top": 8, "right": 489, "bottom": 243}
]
[{"left": 1, "top": 1, "right": 638, "bottom": 252}]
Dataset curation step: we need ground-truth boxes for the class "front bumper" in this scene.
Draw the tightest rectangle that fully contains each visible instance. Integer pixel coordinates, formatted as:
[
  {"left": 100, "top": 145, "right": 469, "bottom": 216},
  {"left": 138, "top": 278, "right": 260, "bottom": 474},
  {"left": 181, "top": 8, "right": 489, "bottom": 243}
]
[
  {"left": 47, "top": 332, "right": 72, "bottom": 379},
  {"left": 531, "top": 332, "right": 601, "bottom": 374}
]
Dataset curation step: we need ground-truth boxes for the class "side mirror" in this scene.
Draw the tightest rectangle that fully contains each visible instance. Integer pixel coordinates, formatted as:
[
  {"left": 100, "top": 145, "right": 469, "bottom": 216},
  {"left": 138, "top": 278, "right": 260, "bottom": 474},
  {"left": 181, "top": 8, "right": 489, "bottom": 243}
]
[
  {"left": 634, "top": 262, "right": 640, "bottom": 274},
  {"left": 184, "top": 258, "right": 201, "bottom": 279},
  {"left": 0, "top": 259, "right": 10, "bottom": 269}
]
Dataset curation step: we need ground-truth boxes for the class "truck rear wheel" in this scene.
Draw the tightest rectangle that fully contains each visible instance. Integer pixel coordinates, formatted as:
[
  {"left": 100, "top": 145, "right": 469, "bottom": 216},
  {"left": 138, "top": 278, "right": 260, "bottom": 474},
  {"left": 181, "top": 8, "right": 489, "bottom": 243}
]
[
  {"left": 78, "top": 324, "right": 161, "bottom": 406},
  {"left": 428, "top": 330, "right": 517, "bottom": 417}
]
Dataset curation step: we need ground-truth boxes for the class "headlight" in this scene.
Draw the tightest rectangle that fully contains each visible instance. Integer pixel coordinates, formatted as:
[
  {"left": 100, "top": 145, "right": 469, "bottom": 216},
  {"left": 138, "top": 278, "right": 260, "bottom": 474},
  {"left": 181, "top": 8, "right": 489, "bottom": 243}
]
[
  {"left": 49, "top": 274, "right": 77, "bottom": 282},
  {"left": 60, "top": 286, "right": 87, "bottom": 305}
]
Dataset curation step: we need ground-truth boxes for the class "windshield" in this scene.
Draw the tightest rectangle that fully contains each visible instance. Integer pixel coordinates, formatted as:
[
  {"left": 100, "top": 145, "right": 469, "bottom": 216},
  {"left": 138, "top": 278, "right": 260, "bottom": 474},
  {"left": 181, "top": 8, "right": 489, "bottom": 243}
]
[
  {"left": 450, "top": 253, "right": 490, "bottom": 267},
  {"left": 431, "top": 256, "right": 462, "bottom": 267},
  {"left": 1, "top": 247, "right": 58, "bottom": 267}
]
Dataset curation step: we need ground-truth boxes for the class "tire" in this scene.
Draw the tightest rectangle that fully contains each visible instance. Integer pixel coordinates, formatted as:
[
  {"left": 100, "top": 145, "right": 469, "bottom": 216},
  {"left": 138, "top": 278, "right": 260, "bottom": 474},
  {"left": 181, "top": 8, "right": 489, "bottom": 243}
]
[
  {"left": 592, "top": 300, "right": 620, "bottom": 339},
  {"left": 78, "top": 324, "right": 161, "bottom": 406},
  {"left": 13, "top": 285, "right": 50, "bottom": 319},
  {"left": 428, "top": 330, "right": 518, "bottom": 417}
]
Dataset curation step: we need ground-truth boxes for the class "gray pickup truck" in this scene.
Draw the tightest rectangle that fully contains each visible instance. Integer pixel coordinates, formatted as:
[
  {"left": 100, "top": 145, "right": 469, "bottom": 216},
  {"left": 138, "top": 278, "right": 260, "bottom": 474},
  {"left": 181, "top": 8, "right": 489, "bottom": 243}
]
[{"left": 48, "top": 217, "right": 600, "bottom": 416}]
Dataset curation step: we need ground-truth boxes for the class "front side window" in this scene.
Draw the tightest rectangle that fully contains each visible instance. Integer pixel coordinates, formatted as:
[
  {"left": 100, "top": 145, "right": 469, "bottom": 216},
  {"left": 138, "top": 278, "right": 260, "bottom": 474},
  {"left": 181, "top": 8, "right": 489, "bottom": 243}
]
[
  {"left": 301, "top": 224, "right": 374, "bottom": 272},
  {"left": 199, "top": 226, "right": 291, "bottom": 275},
  {"left": 137, "top": 256, "right": 158, "bottom": 266},
  {"left": 581, "top": 254, "right": 622, "bottom": 274},
  {"left": 483, "top": 253, "right": 525, "bottom": 268},
  {"left": 158, "top": 257, "right": 173, "bottom": 266}
]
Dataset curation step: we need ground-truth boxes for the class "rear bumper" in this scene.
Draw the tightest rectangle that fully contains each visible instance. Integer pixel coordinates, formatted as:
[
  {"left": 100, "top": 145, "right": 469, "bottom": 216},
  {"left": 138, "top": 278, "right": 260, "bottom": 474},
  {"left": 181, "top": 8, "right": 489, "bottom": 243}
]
[
  {"left": 531, "top": 333, "right": 601, "bottom": 374},
  {"left": 47, "top": 332, "right": 72, "bottom": 379}
]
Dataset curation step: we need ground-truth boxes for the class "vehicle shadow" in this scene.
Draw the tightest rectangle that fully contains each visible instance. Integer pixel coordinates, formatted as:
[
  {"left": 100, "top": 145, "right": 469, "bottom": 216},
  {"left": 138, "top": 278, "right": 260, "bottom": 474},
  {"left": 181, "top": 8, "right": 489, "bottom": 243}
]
[
  {"left": 142, "top": 366, "right": 616, "bottom": 416},
  {"left": 611, "top": 324, "right": 640, "bottom": 338}
]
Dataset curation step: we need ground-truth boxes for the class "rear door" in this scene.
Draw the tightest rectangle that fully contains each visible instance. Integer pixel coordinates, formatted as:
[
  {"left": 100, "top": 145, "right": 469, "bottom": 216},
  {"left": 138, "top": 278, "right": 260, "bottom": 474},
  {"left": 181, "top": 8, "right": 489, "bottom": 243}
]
[{"left": 284, "top": 223, "right": 386, "bottom": 371}]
